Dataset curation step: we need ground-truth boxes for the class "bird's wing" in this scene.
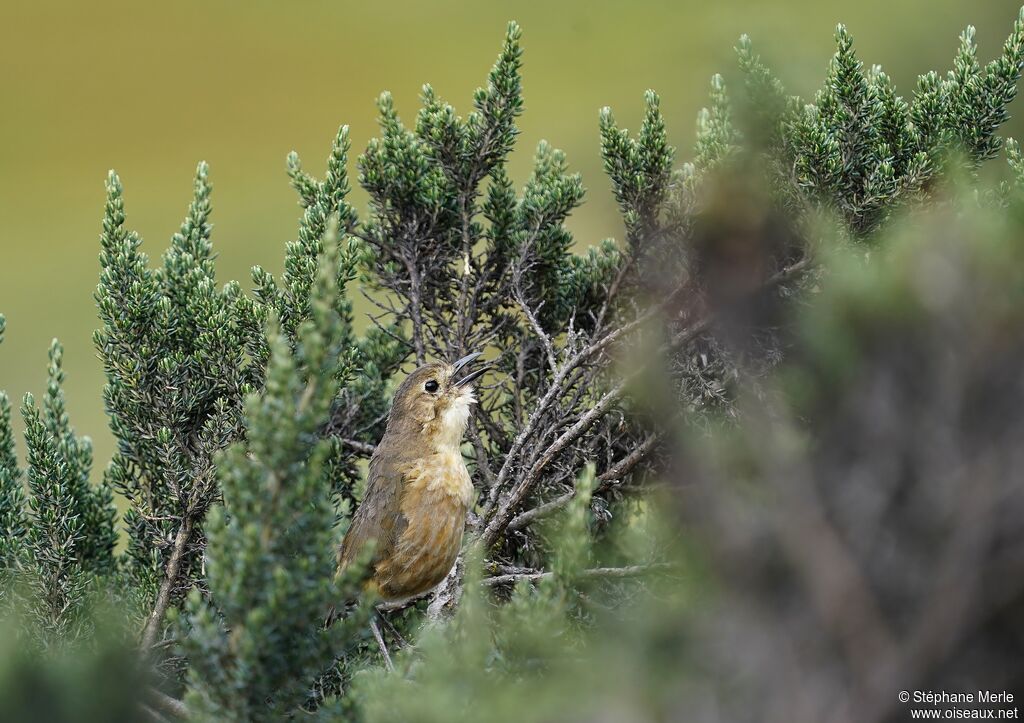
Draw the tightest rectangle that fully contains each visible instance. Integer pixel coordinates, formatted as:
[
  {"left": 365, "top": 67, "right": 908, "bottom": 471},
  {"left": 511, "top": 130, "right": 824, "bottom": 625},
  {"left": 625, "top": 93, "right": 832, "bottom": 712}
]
[{"left": 338, "top": 448, "right": 408, "bottom": 572}]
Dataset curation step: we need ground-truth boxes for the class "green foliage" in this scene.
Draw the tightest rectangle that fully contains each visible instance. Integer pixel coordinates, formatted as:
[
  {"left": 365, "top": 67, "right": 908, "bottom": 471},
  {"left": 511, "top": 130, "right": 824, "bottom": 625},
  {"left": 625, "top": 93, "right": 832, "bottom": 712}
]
[
  {"left": 0, "top": 316, "right": 27, "bottom": 579},
  {"left": 182, "top": 231, "right": 370, "bottom": 721},
  {"left": 547, "top": 464, "right": 596, "bottom": 586},
  {"left": 601, "top": 89, "right": 677, "bottom": 247},
  {"left": 599, "top": 87, "right": 679, "bottom": 297},
  {"left": 693, "top": 75, "right": 738, "bottom": 176},
  {"left": 38, "top": 341, "right": 117, "bottom": 575},
  {"left": 6, "top": 341, "right": 117, "bottom": 644},
  {"left": 2, "top": 11, "right": 1024, "bottom": 721},
  {"left": 722, "top": 9, "right": 1024, "bottom": 236},
  {"left": 511, "top": 141, "right": 589, "bottom": 329},
  {"left": 356, "top": 23, "right": 527, "bottom": 357},
  {"left": 18, "top": 396, "right": 90, "bottom": 643},
  {"left": 260, "top": 126, "right": 405, "bottom": 497},
  {"left": 95, "top": 163, "right": 254, "bottom": 614},
  {"left": 0, "top": 613, "right": 145, "bottom": 723},
  {"left": 353, "top": 20, "right": 624, "bottom": 350},
  {"left": 1005, "top": 136, "right": 1024, "bottom": 189},
  {"left": 256, "top": 126, "right": 359, "bottom": 351}
]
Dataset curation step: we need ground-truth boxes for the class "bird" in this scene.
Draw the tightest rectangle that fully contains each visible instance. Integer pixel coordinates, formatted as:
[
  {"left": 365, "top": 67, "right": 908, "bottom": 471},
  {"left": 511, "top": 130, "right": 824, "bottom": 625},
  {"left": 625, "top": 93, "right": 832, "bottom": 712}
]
[{"left": 337, "top": 352, "right": 487, "bottom": 603}]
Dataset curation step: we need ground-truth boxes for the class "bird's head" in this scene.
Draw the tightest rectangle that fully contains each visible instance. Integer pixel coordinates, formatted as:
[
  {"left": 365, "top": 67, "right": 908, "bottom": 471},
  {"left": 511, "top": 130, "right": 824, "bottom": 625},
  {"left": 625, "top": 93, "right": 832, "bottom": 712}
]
[{"left": 386, "top": 352, "right": 488, "bottom": 450}]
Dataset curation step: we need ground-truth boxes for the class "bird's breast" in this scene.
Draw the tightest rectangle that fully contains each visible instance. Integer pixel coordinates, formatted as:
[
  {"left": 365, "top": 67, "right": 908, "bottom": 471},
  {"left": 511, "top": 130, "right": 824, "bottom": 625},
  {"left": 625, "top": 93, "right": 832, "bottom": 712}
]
[
  {"left": 403, "top": 448, "right": 474, "bottom": 508},
  {"left": 373, "top": 450, "right": 474, "bottom": 600}
]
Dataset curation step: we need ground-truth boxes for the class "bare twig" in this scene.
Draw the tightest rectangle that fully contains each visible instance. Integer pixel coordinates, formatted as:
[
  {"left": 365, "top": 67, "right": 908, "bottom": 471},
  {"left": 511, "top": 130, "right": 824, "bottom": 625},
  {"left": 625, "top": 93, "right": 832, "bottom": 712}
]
[
  {"left": 400, "top": 254, "right": 428, "bottom": 366},
  {"left": 596, "top": 431, "right": 662, "bottom": 485},
  {"left": 482, "top": 562, "right": 674, "bottom": 587},
  {"left": 141, "top": 516, "right": 194, "bottom": 649},
  {"left": 483, "top": 374, "right": 633, "bottom": 547},
  {"left": 148, "top": 690, "right": 189, "bottom": 719},
  {"left": 466, "top": 419, "right": 495, "bottom": 488},
  {"left": 484, "top": 256, "right": 812, "bottom": 547},
  {"left": 370, "top": 618, "right": 395, "bottom": 672},
  {"left": 515, "top": 286, "right": 557, "bottom": 372},
  {"left": 507, "top": 431, "right": 661, "bottom": 531},
  {"left": 139, "top": 704, "right": 168, "bottom": 723},
  {"left": 507, "top": 490, "right": 574, "bottom": 531},
  {"left": 338, "top": 438, "right": 377, "bottom": 455},
  {"left": 376, "top": 612, "right": 409, "bottom": 649}
]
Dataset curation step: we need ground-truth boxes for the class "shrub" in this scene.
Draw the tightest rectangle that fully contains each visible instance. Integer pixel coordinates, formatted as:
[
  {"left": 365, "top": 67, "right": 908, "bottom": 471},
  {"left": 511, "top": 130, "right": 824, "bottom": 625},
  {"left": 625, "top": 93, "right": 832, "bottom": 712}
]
[{"left": 1, "top": 11, "right": 1023, "bottom": 720}]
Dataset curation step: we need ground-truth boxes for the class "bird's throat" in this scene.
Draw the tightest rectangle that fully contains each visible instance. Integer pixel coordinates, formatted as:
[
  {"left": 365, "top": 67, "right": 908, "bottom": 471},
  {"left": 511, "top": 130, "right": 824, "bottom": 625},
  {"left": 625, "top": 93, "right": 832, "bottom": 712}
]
[{"left": 432, "top": 390, "right": 474, "bottom": 451}]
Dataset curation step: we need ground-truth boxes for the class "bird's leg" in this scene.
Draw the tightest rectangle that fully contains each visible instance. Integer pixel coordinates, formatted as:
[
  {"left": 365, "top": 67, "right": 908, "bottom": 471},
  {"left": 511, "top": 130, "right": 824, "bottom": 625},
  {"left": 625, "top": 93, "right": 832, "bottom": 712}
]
[{"left": 369, "top": 617, "right": 394, "bottom": 672}]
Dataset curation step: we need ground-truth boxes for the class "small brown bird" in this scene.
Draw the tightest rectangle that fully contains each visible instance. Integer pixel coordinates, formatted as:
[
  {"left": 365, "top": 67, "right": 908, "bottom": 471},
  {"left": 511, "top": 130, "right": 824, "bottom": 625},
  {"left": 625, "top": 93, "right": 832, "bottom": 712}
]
[{"left": 338, "top": 352, "right": 487, "bottom": 602}]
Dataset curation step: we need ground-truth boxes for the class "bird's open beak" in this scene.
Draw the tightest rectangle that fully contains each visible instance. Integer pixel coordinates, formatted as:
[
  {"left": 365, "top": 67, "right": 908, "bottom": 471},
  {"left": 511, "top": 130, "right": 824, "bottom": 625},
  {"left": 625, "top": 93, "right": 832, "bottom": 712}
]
[{"left": 452, "top": 352, "right": 488, "bottom": 387}]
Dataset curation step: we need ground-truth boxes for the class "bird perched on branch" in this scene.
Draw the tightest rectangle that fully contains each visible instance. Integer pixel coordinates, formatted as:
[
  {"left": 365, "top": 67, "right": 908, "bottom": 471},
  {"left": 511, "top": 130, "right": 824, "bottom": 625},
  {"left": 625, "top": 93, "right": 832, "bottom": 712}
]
[{"left": 338, "top": 352, "right": 487, "bottom": 602}]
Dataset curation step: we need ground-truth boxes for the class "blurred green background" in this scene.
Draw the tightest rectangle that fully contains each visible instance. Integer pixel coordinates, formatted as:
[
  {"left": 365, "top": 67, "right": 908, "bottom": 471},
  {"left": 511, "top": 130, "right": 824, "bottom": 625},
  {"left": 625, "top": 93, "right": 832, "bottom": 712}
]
[{"left": 2, "top": 0, "right": 1022, "bottom": 479}]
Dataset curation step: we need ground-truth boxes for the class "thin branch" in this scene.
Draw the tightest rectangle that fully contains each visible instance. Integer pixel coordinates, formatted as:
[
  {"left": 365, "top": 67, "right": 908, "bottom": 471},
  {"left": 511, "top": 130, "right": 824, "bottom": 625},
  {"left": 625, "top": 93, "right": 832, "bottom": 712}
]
[
  {"left": 338, "top": 438, "right": 377, "bottom": 455},
  {"left": 594, "top": 250, "right": 640, "bottom": 332},
  {"left": 400, "top": 254, "right": 428, "bottom": 366},
  {"left": 483, "top": 373, "right": 633, "bottom": 547},
  {"left": 148, "top": 690, "right": 189, "bottom": 719},
  {"left": 484, "top": 256, "right": 812, "bottom": 544},
  {"left": 139, "top": 704, "right": 168, "bottom": 723},
  {"left": 484, "top": 281, "right": 688, "bottom": 514},
  {"left": 597, "top": 431, "right": 662, "bottom": 485},
  {"left": 370, "top": 618, "right": 395, "bottom": 672},
  {"left": 375, "top": 612, "right": 409, "bottom": 649},
  {"left": 141, "top": 516, "right": 194, "bottom": 649},
  {"left": 507, "top": 431, "right": 661, "bottom": 531},
  {"left": 481, "top": 562, "right": 675, "bottom": 587},
  {"left": 508, "top": 490, "right": 573, "bottom": 531},
  {"left": 467, "top": 419, "right": 495, "bottom": 488},
  {"left": 515, "top": 287, "right": 557, "bottom": 372}
]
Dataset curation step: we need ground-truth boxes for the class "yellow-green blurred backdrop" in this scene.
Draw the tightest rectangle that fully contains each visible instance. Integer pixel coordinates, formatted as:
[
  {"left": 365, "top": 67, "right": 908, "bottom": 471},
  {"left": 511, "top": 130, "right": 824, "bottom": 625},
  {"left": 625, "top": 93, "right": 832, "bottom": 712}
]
[{"left": 2, "top": 0, "right": 1022, "bottom": 480}]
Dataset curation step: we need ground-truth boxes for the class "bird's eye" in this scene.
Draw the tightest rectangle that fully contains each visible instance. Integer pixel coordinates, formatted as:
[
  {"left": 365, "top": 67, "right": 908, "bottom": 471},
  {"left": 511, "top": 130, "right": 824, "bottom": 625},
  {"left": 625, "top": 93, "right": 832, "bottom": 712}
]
[{"left": 424, "top": 380, "right": 439, "bottom": 393}]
